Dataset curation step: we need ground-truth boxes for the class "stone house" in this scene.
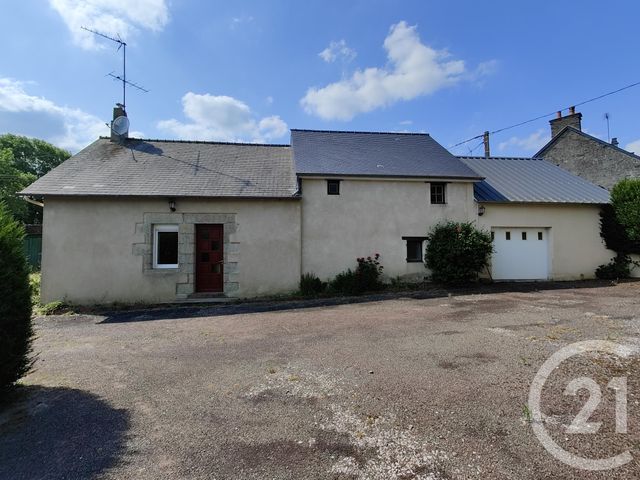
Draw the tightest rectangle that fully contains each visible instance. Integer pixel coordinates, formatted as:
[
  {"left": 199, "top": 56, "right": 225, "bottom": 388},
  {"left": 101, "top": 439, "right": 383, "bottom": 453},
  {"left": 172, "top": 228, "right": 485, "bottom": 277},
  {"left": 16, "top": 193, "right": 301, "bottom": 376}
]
[
  {"left": 22, "top": 112, "right": 619, "bottom": 304},
  {"left": 535, "top": 107, "right": 640, "bottom": 189}
]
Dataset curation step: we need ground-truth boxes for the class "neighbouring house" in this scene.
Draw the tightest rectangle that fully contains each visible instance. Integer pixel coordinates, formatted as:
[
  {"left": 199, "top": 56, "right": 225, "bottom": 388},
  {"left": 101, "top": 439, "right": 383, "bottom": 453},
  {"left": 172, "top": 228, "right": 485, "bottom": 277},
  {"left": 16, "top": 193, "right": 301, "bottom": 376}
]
[
  {"left": 535, "top": 107, "right": 640, "bottom": 189},
  {"left": 23, "top": 224, "right": 42, "bottom": 269},
  {"left": 21, "top": 108, "right": 619, "bottom": 305}
]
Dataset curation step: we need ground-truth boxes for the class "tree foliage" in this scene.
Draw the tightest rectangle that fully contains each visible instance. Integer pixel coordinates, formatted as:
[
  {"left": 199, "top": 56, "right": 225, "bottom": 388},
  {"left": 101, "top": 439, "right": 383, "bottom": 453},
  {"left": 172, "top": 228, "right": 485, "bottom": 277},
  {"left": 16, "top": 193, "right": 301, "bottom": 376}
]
[
  {"left": 599, "top": 204, "right": 640, "bottom": 255},
  {"left": 425, "top": 221, "right": 493, "bottom": 285},
  {"left": 610, "top": 179, "right": 640, "bottom": 241},
  {"left": 0, "top": 202, "right": 34, "bottom": 392},
  {"left": 0, "top": 134, "right": 70, "bottom": 224}
]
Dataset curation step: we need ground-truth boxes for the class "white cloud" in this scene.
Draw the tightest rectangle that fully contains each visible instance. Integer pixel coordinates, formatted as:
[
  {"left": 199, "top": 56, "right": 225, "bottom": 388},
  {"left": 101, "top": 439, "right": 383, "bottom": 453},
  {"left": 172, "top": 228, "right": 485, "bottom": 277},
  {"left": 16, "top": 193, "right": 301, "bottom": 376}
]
[
  {"left": 319, "top": 40, "right": 357, "bottom": 63},
  {"left": 498, "top": 129, "right": 550, "bottom": 154},
  {"left": 265, "top": 96, "right": 274, "bottom": 105},
  {"left": 302, "top": 21, "right": 493, "bottom": 121},
  {"left": 625, "top": 139, "right": 640, "bottom": 154},
  {"left": 0, "top": 77, "right": 108, "bottom": 152},
  {"left": 230, "top": 15, "right": 254, "bottom": 30},
  {"left": 49, "top": 0, "right": 169, "bottom": 50},
  {"left": 399, "top": 120, "right": 413, "bottom": 125},
  {"left": 157, "top": 92, "right": 288, "bottom": 143}
]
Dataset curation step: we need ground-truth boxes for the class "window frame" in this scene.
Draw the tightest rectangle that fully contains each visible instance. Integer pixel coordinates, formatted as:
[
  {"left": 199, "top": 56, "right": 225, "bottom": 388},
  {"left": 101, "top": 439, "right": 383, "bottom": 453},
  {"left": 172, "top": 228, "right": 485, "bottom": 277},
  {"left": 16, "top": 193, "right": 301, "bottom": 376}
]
[
  {"left": 153, "top": 224, "right": 179, "bottom": 269},
  {"left": 402, "top": 236, "right": 427, "bottom": 263},
  {"left": 327, "top": 179, "right": 341, "bottom": 195},
  {"left": 430, "top": 182, "right": 446, "bottom": 205}
]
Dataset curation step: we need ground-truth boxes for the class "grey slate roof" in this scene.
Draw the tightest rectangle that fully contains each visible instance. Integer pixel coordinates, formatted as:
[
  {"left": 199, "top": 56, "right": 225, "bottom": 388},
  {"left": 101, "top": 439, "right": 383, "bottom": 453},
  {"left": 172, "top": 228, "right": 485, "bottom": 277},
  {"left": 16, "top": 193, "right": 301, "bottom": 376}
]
[
  {"left": 291, "top": 129, "right": 481, "bottom": 179},
  {"left": 459, "top": 156, "right": 610, "bottom": 204},
  {"left": 534, "top": 126, "right": 640, "bottom": 160},
  {"left": 21, "top": 138, "right": 297, "bottom": 198}
]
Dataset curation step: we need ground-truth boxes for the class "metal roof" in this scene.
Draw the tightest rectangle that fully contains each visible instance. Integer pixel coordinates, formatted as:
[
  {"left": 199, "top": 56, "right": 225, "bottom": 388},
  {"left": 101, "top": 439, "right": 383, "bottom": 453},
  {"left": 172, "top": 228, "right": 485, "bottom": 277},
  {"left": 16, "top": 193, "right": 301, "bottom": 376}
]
[
  {"left": 292, "top": 129, "right": 481, "bottom": 179},
  {"left": 21, "top": 138, "right": 297, "bottom": 198},
  {"left": 459, "top": 156, "right": 610, "bottom": 204}
]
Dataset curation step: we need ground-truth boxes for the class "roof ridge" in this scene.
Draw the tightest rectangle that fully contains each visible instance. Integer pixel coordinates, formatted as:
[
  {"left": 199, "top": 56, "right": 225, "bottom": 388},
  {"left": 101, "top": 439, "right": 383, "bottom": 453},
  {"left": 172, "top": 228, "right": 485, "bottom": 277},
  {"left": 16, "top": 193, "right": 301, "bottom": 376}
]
[
  {"left": 290, "top": 128, "right": 430, "bottom": 136},
  {"left": 98, "top": 136, "right": 291, "bottom": 148}
]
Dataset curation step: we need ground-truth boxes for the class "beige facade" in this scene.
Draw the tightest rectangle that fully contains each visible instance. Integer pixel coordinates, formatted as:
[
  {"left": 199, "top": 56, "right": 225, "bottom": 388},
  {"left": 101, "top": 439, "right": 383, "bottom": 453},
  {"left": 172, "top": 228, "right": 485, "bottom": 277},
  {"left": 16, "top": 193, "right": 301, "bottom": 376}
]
[
  {"left": 300, "top": 177, "right": 476, "bottom": 281},
  {"left": 41, "top": 196, "right": 301, "bottom": 304},
  {"left": 477, "top": 203, "right": 614, "bottom": 280}
]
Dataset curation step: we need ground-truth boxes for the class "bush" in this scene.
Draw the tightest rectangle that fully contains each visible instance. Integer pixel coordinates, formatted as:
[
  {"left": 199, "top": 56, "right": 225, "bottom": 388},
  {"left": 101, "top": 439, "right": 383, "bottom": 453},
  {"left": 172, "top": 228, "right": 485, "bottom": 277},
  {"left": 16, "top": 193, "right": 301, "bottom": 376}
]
[
  {"left": 425, "top": 221, "right": 493, "bottom": 285},
  {"left": 299, "top": 273, "right": 325, "bottom": 297},
  {"left": 595, "top": 254, "right": 632, "bottom": 280},
  {"left": 0, "top": 202, "right": 34, "bottom": 391},
  {"left": 599, "top": 204, "right": 640, "bottom": 255},
  {"left": 611, "top": 179, "right": 640, "bottom": 241},
  {"left": 328, "top": 254, "right": 384, "bottom": 295}
]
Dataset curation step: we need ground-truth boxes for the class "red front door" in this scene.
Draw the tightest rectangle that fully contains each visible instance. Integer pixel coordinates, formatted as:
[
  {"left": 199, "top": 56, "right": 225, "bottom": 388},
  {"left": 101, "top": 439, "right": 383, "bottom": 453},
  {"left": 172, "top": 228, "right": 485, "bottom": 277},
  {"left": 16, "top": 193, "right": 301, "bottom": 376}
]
[{"left": 195, "top": 224, "right": 224, "bottom": 293}]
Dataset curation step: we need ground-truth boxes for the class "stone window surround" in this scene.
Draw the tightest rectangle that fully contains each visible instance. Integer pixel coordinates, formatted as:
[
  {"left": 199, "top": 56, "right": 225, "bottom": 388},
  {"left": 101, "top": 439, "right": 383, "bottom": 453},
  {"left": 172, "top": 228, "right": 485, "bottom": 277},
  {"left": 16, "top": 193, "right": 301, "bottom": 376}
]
[{"left": 133, "top": 212, "right": 239, "bottom": 299}]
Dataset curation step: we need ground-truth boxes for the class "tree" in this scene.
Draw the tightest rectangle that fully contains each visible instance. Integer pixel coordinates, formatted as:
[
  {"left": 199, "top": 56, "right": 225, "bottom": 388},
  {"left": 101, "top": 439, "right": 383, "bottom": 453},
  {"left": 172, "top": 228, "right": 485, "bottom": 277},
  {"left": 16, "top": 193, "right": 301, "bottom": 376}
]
[
  {"left": 0, "top": 134, "right": 70, "bottom": 177},
  {"left": 0, "top": 202, "right": 34, "bottom": 392},
  {"left": 0, "top": 134, "right": 70, "bottom": 224},
  {"left": 610, "top": 179, "right": 640, "bottom": 241},
  {"left": 0, "top": 149, "right": 36, "bottom": 224}
]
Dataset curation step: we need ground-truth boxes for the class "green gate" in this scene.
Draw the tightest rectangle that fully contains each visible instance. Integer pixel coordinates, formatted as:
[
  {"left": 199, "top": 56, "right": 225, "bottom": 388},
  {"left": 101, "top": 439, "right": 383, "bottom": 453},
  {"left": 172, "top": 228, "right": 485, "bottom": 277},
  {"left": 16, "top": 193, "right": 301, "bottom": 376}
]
[{"left": 23, "top": 235, "right": 42, "bottom": 269}]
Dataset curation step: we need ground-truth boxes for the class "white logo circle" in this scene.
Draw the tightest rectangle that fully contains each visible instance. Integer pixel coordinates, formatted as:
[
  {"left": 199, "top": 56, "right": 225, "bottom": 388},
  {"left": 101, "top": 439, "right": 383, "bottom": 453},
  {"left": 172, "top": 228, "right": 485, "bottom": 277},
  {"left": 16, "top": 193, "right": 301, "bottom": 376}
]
[{"left": 528, "top": 340, "right": 635, "bottom": 471}]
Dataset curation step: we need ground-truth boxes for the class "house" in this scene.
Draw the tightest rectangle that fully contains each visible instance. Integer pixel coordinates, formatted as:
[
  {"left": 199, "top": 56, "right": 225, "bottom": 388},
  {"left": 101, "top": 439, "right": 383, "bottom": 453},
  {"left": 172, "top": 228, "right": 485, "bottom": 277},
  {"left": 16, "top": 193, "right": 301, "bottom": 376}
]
[
  {"left": 535, "top": 107, "right": 640, "bottom": 189},
  {"left": 21, "top": 108, "right": 619, "bottom": 305}
]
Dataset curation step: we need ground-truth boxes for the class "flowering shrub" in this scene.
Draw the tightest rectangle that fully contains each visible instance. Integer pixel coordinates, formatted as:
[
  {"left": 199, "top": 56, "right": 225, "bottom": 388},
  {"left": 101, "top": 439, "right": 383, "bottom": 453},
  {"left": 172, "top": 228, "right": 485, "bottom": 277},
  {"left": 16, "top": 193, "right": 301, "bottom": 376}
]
[{"left": 329, "top": 253, "right": 384, "bottom": 295}]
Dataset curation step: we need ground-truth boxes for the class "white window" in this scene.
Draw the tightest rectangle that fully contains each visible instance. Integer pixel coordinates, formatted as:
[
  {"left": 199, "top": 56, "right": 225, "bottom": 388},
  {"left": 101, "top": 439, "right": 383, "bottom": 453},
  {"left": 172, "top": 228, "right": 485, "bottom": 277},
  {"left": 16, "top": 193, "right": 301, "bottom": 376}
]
[{"left": 153, "top": 225, "right": 179, "bottom": 269}]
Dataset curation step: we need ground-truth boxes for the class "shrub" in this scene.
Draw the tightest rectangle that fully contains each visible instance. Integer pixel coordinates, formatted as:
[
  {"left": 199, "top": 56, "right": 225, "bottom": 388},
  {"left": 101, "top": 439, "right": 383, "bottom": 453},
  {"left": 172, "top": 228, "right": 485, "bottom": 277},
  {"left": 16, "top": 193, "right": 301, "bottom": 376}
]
[
  {"left": 0, "top": 202, "right": 34, "bottom": 391},
  {"left": 599, "top": 204, "right": 640, "bottom": 255},
  {"left": 595, "top": 254, "right": 631, "bottom": 280},
  {"left": 299, "top": 273, "right": 326, "bottom": 297},
  {"left": 425, "top": 221, "right": 493, "bottom": 285},
  {"left": 328, "top": 254, "right": 384, "bottom": 295},
  {"left": 611, "top": 179, "right": 640, "bottom": 241}
]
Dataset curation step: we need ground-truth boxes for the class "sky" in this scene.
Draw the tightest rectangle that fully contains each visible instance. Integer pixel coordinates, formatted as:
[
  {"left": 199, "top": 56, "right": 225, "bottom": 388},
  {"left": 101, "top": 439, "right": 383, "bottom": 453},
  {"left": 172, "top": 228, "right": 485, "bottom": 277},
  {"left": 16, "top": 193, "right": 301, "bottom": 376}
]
[{"left": 1, "top": 0, "right": 639, "bottom": 156}]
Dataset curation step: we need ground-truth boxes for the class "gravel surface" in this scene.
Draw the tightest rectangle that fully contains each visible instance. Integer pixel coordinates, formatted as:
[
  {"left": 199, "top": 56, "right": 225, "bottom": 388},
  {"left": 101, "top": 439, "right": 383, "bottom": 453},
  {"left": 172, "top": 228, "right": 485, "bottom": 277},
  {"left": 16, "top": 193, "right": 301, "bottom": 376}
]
[{"left": 1, "top": 281, "right": 639, "bottom": 479}]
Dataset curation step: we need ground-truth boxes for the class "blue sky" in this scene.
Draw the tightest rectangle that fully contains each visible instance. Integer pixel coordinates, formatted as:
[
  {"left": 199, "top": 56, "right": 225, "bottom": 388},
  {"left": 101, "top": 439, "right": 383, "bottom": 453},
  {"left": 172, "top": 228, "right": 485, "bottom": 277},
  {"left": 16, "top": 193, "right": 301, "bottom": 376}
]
[{"left": 1, "top": 0, "right": 639, "bottom": 156}]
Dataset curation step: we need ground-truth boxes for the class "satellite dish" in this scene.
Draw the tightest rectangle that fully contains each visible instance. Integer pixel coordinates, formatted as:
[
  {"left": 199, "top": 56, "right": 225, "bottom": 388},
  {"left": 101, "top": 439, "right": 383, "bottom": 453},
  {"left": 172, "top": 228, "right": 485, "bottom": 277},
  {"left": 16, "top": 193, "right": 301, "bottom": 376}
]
[{"left": 111, "top": 116, "right": 130, "bottom": 136}]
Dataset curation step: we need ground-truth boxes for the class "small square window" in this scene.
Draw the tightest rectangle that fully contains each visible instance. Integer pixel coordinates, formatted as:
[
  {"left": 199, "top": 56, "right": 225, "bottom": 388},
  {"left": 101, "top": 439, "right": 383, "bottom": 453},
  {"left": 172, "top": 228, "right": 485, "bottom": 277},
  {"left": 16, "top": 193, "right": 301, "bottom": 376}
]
[
  {"left": 430, "top": 183, "right": 446, "bottom": 204},
  {"left": 327, "top": 179, "right": 341, "bottom": 195},
  {"left": 154, "top": 225, "right": 179, "bottom": 268},
  {"left": 403, "top": 237, "right": 425, "bottom": 262},
  {"left": 538, "top": 231, "right": 543, "bottom": 241},
  {"left": 522, "top": 232, "right": 527, "bottom": 240},
  {"left": 506, "top": 231, "right": 511, "bottom": 240}
]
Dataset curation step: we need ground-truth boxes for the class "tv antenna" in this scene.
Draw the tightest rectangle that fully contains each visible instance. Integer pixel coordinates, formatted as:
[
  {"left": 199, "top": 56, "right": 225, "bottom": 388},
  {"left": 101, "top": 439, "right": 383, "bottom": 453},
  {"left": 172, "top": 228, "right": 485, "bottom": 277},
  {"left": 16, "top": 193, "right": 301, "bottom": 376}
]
[
  {"left": 604, "top": 112, "right": 611, "bottom": 142},
  {"left": 81, "top": 26, "right": 148, "bottom": 110}
]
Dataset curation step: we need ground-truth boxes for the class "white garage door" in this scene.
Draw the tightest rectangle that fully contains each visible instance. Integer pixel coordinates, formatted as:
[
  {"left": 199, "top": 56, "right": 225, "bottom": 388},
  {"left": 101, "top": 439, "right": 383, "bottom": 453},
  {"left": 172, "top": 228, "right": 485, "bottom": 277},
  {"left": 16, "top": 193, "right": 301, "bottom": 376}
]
[{"left": 491, "top": 227, "right": 550, "bottom": 280}]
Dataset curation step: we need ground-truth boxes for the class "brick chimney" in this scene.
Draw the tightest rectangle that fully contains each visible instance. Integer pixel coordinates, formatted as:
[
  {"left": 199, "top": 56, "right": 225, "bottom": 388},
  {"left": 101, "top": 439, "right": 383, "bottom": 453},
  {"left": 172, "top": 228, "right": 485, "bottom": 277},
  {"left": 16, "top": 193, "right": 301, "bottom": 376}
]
[{"left": 549, "top": 106, "right": 582, "bottom": 138}]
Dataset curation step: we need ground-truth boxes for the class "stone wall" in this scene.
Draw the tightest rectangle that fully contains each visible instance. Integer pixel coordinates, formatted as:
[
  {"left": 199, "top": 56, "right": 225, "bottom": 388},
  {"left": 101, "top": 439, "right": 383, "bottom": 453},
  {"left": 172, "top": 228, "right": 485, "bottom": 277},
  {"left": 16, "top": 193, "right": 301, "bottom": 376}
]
[{"left": 541, "top": 128, "right": 640, "bottom": 190}]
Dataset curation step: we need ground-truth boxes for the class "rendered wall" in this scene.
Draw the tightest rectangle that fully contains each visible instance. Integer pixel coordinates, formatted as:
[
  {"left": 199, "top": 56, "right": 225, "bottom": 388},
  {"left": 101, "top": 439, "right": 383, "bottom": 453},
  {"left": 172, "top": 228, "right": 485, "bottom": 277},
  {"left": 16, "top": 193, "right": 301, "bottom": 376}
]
[
  {"left": 477, "top": 203, "right": 614, "bottom": 280},
  {"left": 41, "top": 196, "right": 301, "bottom": 304},
  {"left": 300, "top": 178, "right": 476, "bottom": 281}
]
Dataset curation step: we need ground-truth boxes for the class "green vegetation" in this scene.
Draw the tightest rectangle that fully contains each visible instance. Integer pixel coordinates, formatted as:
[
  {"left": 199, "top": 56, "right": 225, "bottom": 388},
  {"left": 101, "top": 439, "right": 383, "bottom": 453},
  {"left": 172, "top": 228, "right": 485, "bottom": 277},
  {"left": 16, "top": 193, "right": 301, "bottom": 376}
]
[
  {"left": 595, "top": 253, "right": 632, "bottom": 280},
  {"left": 299, "top": 272, "right": 326, "bottom": 297},
  {"left": 0, "top": 203, "right": 34, "bottom": 392},
  {"left": 610, "top": 179, "right": 640, "bottom": 241},
  {"left": 0, "top": 134, "right": 70, "bottom": 223},
  {"left": 328, "top": 254, "right": 384, "bottom": 296},
  {"left": 424, "top": 221, "right": 493, "bottom": 285}
]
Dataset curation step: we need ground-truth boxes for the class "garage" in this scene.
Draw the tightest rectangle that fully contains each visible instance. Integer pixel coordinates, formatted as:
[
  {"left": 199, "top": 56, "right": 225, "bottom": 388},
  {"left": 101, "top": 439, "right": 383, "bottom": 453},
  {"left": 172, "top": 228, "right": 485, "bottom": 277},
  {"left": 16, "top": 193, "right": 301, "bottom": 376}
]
[{"left": 491, "top": 227, "right": 550, "bottom": 280}]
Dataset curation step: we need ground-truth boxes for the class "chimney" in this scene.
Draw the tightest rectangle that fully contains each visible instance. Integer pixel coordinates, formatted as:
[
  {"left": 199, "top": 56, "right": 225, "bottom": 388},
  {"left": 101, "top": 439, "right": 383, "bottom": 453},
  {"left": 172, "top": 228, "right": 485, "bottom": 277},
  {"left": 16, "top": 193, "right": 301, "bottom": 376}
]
[
  {"left": 549, "top": 106, "right": 582, "bottom": 138},
  {"left": 611, "top": 137, "right": 619, "bottom": 147},
  {"left": 110, "top": 104, "right": 129, "bottom": 142}
]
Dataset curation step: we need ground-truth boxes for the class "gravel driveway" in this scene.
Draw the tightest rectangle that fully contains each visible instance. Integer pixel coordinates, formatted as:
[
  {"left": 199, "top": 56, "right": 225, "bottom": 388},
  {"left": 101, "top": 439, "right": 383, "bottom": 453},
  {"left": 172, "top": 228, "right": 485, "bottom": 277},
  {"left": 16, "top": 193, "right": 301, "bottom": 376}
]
[{"left": 1, "top": 282, "right": 639, "bottom": 479}]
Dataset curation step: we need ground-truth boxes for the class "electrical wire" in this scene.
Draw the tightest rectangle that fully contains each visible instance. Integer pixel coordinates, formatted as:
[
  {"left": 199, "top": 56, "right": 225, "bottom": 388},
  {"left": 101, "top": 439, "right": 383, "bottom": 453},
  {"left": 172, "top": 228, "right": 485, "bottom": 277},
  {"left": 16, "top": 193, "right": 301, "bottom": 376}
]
[{"left": 450, "top": 79, "right": 640, "bottom": 149}]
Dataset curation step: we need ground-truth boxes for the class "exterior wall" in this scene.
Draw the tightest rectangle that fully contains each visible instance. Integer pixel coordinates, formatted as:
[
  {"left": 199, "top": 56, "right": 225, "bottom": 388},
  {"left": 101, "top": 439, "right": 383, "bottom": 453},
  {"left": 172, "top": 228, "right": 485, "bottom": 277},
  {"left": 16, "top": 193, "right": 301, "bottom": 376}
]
[
  {"left": 541, "top": 129, "right": 640, "bottom": 190},
  {"left": 41, "top": 196, "right": 301, "bottom": 304},
  {"left": 300, "top": 178, "right": 476, "bottom": 281},
  {"left": 477, "top": 203, "right": 614, "bottom": 280}
]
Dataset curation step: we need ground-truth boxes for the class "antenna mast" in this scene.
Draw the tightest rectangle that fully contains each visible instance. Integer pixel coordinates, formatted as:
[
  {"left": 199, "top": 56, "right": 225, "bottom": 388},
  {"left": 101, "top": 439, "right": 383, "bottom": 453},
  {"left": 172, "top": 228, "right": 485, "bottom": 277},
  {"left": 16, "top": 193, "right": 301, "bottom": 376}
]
[{"left": 81, "top": 26, "right": 148, "bottom": 109}]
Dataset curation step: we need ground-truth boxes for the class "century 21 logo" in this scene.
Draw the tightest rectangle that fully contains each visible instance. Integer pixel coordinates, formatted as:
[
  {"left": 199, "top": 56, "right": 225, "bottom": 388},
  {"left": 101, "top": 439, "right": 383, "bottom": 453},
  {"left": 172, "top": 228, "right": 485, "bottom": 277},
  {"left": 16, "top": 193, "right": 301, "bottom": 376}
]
[{"left": 528, "top": 341, "right": 635, "bottom": 471}]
